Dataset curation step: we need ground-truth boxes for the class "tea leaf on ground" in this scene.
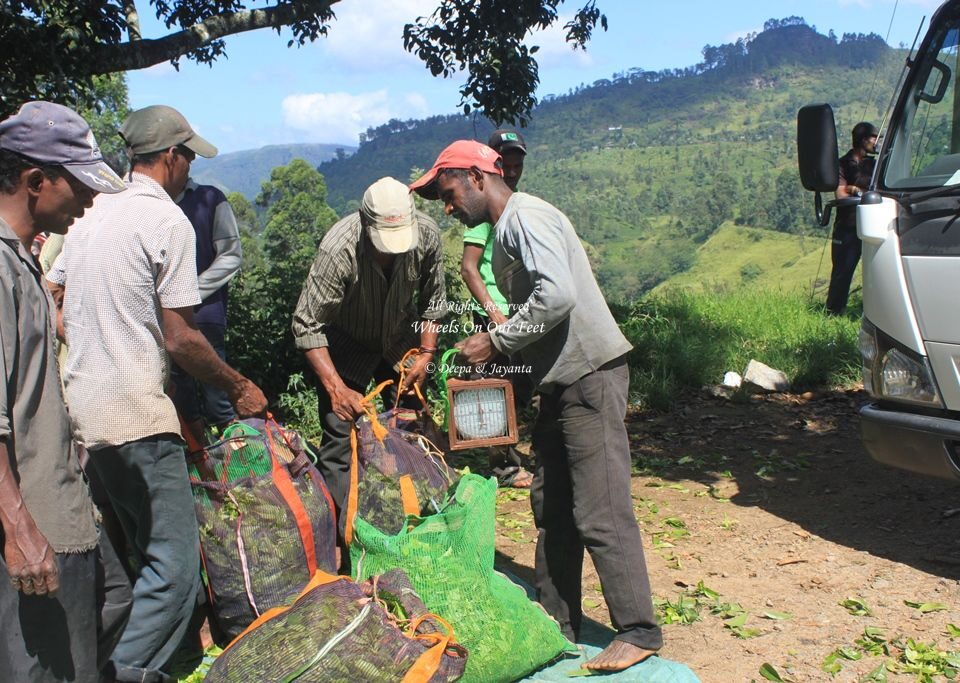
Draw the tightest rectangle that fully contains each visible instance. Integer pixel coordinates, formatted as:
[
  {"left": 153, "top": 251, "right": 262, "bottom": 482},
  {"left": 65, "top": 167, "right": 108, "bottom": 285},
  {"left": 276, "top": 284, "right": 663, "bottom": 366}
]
[
  {"left": 862, "top": 662, "right": 889, "bottom": 682},
  {"left": 759, "top": 663, "right": 786, "bottom": 682},
  {"left": 762, "top": 611, "right": 793, "bottom": 620},
  {"left": 693, "top": 581, "right": 719, "bottom": 600},
  {"left": 724, "top": 612, "right": 748, "bottom": 628},
  {"left": 839, "top": 598, "right": 872, "bottom": 616},
  {"left": 903, "top": 600, "right": 948, "bottom": 613}
]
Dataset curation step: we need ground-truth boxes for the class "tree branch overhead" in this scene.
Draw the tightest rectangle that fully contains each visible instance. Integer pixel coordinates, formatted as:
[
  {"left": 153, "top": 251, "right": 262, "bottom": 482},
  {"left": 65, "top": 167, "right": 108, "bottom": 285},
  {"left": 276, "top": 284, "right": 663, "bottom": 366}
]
[{"left": 1, "top": 0, "right": 603, "bottom": 124}]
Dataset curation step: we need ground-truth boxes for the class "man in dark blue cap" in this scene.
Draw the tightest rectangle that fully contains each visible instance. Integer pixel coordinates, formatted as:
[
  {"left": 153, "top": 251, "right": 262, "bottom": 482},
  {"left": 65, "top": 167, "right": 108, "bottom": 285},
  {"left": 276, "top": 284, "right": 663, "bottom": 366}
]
[{"left": 0, "top": 100, "right": 131, "bottom": 683}]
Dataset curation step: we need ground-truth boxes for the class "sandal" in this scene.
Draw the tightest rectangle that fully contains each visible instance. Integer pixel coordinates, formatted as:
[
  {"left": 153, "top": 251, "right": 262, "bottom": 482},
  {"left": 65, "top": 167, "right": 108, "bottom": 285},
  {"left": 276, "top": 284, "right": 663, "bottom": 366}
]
[{"left": 494, "top": 466, "right": 534, "bottom": 489}]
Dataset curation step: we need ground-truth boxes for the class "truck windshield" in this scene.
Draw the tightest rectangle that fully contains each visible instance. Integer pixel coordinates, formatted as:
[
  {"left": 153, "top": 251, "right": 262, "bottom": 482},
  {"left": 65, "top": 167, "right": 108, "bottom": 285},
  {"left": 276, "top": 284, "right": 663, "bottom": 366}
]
[{"left": 883, "top": 14, "right": 960, "bottom": 190}]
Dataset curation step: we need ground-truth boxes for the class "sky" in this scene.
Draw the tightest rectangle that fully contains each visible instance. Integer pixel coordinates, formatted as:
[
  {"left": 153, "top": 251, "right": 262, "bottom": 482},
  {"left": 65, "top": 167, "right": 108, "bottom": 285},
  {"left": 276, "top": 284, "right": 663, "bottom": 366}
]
[{"left": 126, "top": 0, "right": 942, "bottom": 154}]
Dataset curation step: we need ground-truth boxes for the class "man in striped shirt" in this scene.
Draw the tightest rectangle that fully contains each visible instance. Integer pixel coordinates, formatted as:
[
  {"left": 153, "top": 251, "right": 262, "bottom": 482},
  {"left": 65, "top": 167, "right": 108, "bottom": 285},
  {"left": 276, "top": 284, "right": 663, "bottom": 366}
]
[{"left": 292, "top": 177, "right": 446, "bottom": 539}]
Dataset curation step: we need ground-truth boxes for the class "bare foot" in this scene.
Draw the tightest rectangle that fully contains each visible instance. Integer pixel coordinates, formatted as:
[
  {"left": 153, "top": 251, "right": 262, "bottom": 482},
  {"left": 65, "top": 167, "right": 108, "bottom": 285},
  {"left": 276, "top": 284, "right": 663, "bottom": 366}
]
[{"left": 583, "top": 640, "right": 656, "bottom": 672}]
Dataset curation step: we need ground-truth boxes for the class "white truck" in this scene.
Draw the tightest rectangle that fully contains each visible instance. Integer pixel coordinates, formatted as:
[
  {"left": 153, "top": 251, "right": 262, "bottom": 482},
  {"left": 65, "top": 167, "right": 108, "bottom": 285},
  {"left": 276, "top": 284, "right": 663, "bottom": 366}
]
[{"left": 798, "top": 0, "right": 960, "bottom": 480}]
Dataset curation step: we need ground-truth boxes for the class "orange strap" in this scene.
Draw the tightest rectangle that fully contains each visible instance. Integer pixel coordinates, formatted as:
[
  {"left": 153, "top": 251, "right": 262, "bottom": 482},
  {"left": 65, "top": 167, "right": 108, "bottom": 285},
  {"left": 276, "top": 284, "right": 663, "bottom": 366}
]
[
  {"left": 361, "top": 380, "right": 392, "bottom": 443},
  {"left": 395, "top": 348, "right": 427, "bottom": 410},
  {"left": 177, "top": 412, "right": 205, "bottom": 454},
  {"left": 269, "top": 435, "right": 317, "bottom": 576},
  {"left": 398, "top": 475, "right": 420, "bottom": 518},
  {"left": 401, "top": 614, "right": 457, "bottom": 683},
  {"left": 222, "top": 570, "right": 344, "bottom": 653},
  {"left": 344, "top": 380, "right": 397, "bottom": 544},
  {"left": 344, "top": 425, "right": 361, "bottom": 546}
]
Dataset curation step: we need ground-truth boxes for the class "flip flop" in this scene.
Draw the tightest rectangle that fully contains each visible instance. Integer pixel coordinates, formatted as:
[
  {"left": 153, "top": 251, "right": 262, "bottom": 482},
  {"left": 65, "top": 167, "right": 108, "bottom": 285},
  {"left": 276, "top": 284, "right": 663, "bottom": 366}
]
[{"left": 494, "top": 466, "right": 534, "bottom": 489}]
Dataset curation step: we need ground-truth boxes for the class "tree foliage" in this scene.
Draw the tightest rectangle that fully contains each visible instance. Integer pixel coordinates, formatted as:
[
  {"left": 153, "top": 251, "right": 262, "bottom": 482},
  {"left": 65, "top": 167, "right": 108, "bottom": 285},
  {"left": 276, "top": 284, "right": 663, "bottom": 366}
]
[
  {"left": 226, "top": 159, "right": 338, "bottom": 398},
  {"left": 404, "top": 0, "right": 606, "bottom": 124},
  {"left": 1, "top": 0, "right": 604, "bottom": 123},
  {"left": 77, "top": 74, "right": 131, "bottom": 174}
]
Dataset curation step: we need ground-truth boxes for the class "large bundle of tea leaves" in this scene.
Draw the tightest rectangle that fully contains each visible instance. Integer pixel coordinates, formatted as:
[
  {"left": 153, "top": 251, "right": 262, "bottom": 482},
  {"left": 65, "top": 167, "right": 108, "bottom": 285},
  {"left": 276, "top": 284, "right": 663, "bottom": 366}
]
[
  {"left": 189, "top": 419, "right": 337, "bottom": 640},
  {"left": 343, "top": 381, "right": 458, "bottom": 543},
  {"left": 205, "top": 568, "right": 467, "bottom": 683},
  {"left": 351, "top": 474, "right": 576, "bottom": 682}
]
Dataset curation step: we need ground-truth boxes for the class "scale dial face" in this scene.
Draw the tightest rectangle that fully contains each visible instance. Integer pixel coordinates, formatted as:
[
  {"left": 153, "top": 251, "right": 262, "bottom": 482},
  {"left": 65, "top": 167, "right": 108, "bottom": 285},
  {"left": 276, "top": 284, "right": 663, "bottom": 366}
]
[{"left": 453, "top": 387, "right": 508, "bottom": 439}]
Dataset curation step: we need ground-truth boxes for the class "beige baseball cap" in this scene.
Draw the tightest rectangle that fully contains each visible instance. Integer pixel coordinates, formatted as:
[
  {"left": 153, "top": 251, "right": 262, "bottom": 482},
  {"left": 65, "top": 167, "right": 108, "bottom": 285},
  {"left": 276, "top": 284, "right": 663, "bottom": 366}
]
[
  {"left": 119, "top": 105, "right": 217, "bottom": 158},
  {"left": 361, "top": 177, "right": 419, "bottom": 254}
]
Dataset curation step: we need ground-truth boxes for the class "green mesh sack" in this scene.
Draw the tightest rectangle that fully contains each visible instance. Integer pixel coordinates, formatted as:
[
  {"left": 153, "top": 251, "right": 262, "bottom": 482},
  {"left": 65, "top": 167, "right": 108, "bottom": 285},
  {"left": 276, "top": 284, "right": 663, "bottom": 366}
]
[
  {"left": 189, "top": 418, "right": 338, "bottom": 641},
  {"left": 351, "top": 474, "right": 575, "bottom": 683},
  {"left": 204, "top": 568, "right": 467, "bottom": 683}
]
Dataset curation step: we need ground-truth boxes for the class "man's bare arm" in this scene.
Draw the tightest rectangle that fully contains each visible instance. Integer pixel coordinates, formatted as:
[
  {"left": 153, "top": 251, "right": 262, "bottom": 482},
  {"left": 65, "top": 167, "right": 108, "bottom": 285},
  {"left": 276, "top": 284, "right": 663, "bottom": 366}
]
[
  {"left": 461, "top": 243, "right": 508, "bottom": 326},
  {"left": 303, "top": 346, "right": 364, "bottom": 421},
  {"left": 0, "top": 440, "right": 58, "bottom": 596},
  {"left": 162, "top": 306, "right": 267, "bottom": 418}
]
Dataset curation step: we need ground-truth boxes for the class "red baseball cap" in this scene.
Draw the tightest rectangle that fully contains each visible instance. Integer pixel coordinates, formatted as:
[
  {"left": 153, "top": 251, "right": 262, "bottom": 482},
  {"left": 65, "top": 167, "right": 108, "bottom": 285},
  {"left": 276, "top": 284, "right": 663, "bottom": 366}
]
[{"left": 409, "top": 140, "right": 503, "bottom": 199}]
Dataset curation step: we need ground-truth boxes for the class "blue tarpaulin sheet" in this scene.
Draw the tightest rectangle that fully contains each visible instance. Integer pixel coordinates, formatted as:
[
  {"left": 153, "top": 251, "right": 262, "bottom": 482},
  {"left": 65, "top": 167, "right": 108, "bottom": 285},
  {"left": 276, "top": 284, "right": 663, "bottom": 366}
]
[
  {"left": 520, "top": 646, "right": 700, "bottom": 682},
  {"left": 500, "top": 571, "right": 700, "bottom": 683}
]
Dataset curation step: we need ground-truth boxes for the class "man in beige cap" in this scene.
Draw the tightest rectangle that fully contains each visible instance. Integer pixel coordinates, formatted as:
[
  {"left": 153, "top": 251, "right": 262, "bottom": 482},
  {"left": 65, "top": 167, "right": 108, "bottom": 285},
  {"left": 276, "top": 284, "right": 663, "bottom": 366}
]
[
  {"left": 50, "top": 105, "right": 267, "bottom": 682},
  {"left": 292, "top": 176, "right": 446, "bottom": 558}
]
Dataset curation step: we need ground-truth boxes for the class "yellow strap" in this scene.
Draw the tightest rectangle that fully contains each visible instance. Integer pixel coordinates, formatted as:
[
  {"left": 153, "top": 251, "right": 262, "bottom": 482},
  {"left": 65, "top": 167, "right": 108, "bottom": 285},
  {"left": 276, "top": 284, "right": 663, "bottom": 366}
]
[
  {"left": 398, "top": 475, "right": 420, "bottom": 518},
  {"left": 344, "top": 380, "right": 396, "bottom": 543}
]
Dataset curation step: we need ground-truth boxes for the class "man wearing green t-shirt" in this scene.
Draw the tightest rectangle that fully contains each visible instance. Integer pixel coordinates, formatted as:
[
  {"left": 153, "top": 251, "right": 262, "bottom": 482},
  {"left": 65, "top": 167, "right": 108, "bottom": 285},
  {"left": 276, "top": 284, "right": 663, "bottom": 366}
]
[{"left": 460, "top": 129, "right": 531, "bottom": 488}]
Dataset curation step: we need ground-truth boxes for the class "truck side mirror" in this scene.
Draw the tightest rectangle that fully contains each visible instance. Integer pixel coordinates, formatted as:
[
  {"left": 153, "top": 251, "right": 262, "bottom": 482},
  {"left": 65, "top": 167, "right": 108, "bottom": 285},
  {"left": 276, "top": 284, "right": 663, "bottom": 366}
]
[
  {"left": 797, "top": 104, "right": 839, "bottom": 192},
  {"left": 917, "top": 59, "right": 951, "bottom": 104}
]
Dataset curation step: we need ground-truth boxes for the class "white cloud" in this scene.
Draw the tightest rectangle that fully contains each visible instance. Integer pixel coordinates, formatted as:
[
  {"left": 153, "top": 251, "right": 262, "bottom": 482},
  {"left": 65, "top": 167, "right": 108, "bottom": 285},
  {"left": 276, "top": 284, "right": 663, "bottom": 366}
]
[
  {"left": 282, "top": 89, "right": 430, "bottom": 144},
  {"left": 319, "top": 0, "right": 436, "bottom": 71},
  {"left": 724, "top": 26, "right": 762, "bottom": 44},
  {"left": 525, "top": 16, "right": 594, "bottom": 70},
  {"left": 404, "top": 92, "right": 430, "bottom": 112}
]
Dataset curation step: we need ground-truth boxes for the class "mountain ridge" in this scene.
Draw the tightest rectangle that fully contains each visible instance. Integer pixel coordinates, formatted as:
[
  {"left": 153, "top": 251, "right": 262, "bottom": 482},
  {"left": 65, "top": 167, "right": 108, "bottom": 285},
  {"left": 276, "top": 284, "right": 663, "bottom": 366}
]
[
  {"left": 200, "top": 18, "right": 900, "bottom": 296},
  {"left": 191, "top": 142, "right": 354, "bottom": 199}
]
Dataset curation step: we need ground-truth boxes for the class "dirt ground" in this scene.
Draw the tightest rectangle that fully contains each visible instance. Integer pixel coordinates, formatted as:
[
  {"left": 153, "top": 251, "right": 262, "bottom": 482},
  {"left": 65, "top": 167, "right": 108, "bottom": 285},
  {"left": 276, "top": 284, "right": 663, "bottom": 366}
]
[{"left": 491, "top": 388, "right": 960, "bottom": 683}]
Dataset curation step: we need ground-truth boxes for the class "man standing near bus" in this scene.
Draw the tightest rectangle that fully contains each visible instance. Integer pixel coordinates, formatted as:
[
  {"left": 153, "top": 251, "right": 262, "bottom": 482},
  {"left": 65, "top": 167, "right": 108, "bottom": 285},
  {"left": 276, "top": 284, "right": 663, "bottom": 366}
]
[{"left": 827, "top": 121, "right": 877, "bottom": 315}]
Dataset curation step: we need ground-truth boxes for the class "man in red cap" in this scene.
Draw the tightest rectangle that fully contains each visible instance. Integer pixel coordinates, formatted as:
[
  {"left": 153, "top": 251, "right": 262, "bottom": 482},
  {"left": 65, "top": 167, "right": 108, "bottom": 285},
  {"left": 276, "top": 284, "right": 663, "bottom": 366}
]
[
  {"left": 412, "top": 141, "right": 663, "bottom": 672},
  {"left": 459, "top": 129, "right": 532, "bottom": 488}
]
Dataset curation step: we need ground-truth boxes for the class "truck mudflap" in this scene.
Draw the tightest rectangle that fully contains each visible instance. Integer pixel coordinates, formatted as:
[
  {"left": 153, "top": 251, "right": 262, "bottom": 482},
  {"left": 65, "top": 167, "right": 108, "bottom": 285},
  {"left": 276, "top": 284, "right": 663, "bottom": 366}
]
[{"left": 861, "top": 403, "right": 960, "bottom": 480}]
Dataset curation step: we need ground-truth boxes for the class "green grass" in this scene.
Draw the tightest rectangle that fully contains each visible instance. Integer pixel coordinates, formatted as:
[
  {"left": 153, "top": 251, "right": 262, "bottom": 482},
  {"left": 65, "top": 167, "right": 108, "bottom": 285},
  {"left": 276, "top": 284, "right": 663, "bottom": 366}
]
[
  {"left": 616, "top": 288, "right": 861, "bottom": 409},
  {"left": 651, "top": 223, "right": 849, "bottom": 295}
]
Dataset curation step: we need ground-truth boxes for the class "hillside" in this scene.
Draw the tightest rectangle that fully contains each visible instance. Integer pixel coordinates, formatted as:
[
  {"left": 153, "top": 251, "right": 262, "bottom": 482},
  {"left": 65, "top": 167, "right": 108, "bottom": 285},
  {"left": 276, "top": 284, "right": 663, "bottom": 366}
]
[
  {"left": 650, "top": 223, "right": 861, "bottom": 298},
  {"left": 312, "top": 18, "right": 900, "bottom": 298},
  {"left": 191, "top": 142, "right": 354, "bottom": 198}
]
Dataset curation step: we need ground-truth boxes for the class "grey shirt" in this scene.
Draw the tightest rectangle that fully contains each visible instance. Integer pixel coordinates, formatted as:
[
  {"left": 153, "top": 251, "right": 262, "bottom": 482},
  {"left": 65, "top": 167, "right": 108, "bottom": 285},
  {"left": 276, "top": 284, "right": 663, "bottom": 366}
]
[
  {"left": 0, "top": 219, "right": 97, "bottom": 553},
  {"left": 292, "top": 211, "right": 447, "bottom": 387},
  {"left": 489, "top": 192, "right": 632, "bottom": 390},
  {"left": 174, "top": 178, "right": 243, "bottom": 301}
]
